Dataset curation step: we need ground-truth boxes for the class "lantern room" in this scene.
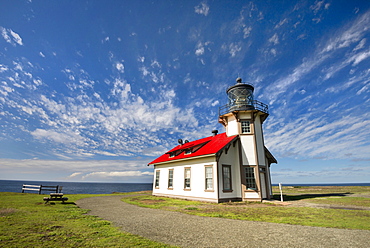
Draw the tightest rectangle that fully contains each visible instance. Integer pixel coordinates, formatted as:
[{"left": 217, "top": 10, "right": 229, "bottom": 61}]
[{"left": 227, "top": 77, "right": 254, "bottom": 112}]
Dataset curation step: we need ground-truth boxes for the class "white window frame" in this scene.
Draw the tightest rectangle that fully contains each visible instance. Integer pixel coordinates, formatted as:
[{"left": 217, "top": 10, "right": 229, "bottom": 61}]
[
  {"left": 184, "top": 167, "right": 191, "bottom": 190},
  {"left": 241, "top": 120, "right": 251, "bottom": 133},
  {"left": 205, "top": 165, "right": 213, "bottom": 191},
  {"left": 155, "top": 170, "right": 160, "bottom": 188},
  {"left": 168, "top": 169, "right": 174, "bottom": 189}
]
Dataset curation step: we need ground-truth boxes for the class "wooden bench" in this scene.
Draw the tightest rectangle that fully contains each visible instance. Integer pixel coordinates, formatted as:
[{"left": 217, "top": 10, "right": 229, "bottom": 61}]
[
  {"left": 43, "top": 193, "right": 68, "bottom": 204},
  {"left": 41, "top": 185, "right": 63, "bottom": 194},
  {"left": 22, "top": 184, "right": 42, "bottom": 194},
  {"left": 22, "top": 184, "right": 62, "bottom": 194}
]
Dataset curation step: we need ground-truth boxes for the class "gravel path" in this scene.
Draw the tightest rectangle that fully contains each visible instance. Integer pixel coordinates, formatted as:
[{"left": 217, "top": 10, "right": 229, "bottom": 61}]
[{"left": 77, "top": 195, "right": 370, "bottom": 248}]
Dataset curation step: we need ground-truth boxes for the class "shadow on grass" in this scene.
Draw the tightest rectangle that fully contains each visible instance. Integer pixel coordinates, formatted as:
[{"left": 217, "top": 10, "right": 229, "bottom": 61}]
[
  {"left": 43, "top": 202, "right": 76, "bottom": 205},
  {"left": 273, "top": 193, "right": 353, "bottom": 201}
]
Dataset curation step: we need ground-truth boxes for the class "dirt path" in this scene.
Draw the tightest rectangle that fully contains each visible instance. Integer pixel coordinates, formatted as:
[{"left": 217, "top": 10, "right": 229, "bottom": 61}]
[{"left": 77, "top": 195, "right": 370, "bottom": 248}]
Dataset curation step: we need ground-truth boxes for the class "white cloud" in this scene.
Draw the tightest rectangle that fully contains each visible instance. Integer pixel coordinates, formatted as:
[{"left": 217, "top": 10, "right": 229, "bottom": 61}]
[
  {"left": 96, "top": 151, "right": 119, "bottom": 157},
  {"left": 66, "top": 172, "right": 83, "bottom": 179},
  {"left": 229, "top": 43, "right": 242, "bottom": 57},
  {"left": 9, "top": 29, "right": 23, "bottom": 45},
  {"left": 0, "top": 27, "right": 12, "bottom": 44},
  {"left": 82, "top": 170, "right": 153, "bottom": 180},
  {"left": 195, "top": 43, "right": 205, "bottom": 56},
  {"left": 265, "top": 113, "right": 370, "bottom": 160},
  {"left": 356, "top": 83, "right": 369, "bottom": 95},
  {"left": 353, "top": 38, "right": 366, "bottom": 52},
  {"left": 0, "top": 64, "right": 8, "bottom": 72},
  {"left": 264, "top": 10, "right": 370, "bottom": 104},
  {"left": 310, "top": 0, "right": 327, "bottom": 15},
  {"left": 322, "top": 9, "right": 370, "bottom": 53},
  {"left": 243, "top": 26, "right": 252, "bottom": 38},
  {"left": 0, "top": 158, "right": 154, "bottom": 182},
  {"left": 270, "top": 48, "right": 277, "bottom": 56},
  {"left": 31, "top": 129, "right": 85, "bottom": 146},
  {"left": 266, "top": 53, "right": 328, "bottom": 103},
  {"left": 0, "top": 27, "right": 23, "bottom": 46},
  {"left": 268, "top": 33, "right": 279, "bottom": 45},
  {"left": 194, "top": 2, "right": 209, "bottom": 16},
  {"left": 116, "top": 62, "right": 125, "bottom": 73},
  {"left": 351, "top": 49, "right": 370, "bottom": 66},
  {"left": 4, "top": 63, "right": 203, "bottom": 158},
  {"left": 151, "top": 60, "right": 161, "bottom": 68},
  {"left": 275, "top": 18, "right": 288, "bottom": 29}
]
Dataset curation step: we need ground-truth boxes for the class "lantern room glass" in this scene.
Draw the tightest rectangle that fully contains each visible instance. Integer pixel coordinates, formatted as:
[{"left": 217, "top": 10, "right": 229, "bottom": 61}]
[{"left": 227, "top": 85, "right": 254, "bottom": 111}]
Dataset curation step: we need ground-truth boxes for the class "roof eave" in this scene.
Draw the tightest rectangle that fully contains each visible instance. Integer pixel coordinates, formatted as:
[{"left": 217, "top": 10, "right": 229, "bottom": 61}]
[
  {"left": 149, "top": 153, "right": 216, "bottom": 166},
  {"left": 264, "top": 146, "right": 277, "bottom": 164}
]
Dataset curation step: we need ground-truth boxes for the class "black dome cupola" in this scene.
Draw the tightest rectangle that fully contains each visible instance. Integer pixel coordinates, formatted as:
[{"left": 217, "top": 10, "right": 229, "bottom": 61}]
[
  {"left": 226, "top": 78, "right": 255, "bottom": 112},
  {"left": 219, "top": 77, "right": 269, "bottom": 121}
]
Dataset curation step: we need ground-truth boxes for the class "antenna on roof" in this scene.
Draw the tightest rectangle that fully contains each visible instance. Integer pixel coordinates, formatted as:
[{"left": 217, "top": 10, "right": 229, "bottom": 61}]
[
  {"left": 178, "top": 139, "right": 183, "bottom": 145},
  {"left": 184, "top": 140, "right": 189, "bottom": 143}
]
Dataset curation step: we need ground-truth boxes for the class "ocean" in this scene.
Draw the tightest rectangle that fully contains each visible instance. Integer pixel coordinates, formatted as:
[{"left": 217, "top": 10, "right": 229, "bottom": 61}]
[
  {"left": 0, "top": 180, "right": 153, "bottom": 194},
  {"left": 0, "top": 180, "right": 369, "bottom": 195}
]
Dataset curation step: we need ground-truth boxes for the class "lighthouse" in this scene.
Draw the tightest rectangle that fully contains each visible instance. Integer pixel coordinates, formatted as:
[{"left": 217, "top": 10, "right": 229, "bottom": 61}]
[
  {"left": 148, "top": 77, "right": 276, "bottom": 202},
  {"left": 218, "top": 78, "right": 275, "bottom": 200}
]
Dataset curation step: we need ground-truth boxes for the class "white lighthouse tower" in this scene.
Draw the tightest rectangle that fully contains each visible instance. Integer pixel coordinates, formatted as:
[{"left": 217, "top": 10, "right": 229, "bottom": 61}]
[{"left": 218, "top": 78, "right": 276, "bottom": 200}]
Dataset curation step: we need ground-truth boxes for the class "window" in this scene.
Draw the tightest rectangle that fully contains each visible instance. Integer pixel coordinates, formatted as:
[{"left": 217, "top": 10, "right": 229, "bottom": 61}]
[
  {"left": 184, "top": 149, "right": 191, "bottom": 155},
  {"left": 205, "top": 166, "right": 213, "bottom": 190},
  {"left": 168, "top": 169, "right": 173, "bottom": 188},
  {"left": 184, "top": 167, "right": 191, "bottom": 189},
  {"left": 155, "top": 170, "right": 160, "bottom": 188},
  {"left": 241, "top": 120, "right": 251, "bottom": 133},
  {"left": 222, "top": 165, "right": 232, "bottom": 192},
  {"left": 245, "top": 167, "right": 257, "bottom": 190}
]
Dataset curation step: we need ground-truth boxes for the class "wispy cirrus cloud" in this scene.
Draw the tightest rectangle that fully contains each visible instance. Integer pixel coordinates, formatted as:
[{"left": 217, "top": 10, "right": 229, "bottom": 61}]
[
  {"left": 262, "top": 9, "right": 370, "bottom": 105},
  {"left": 0, "top": 27, "right": 23, "bottom": 46},
  {"left": 265, "top": 112, "right": 370, "bottom": 160},
  {"left": 321, "top": 9, "right": 370, "bottom": 53},
  {"left": 194, "top": 2, "right": 210, "bottom": 16}
]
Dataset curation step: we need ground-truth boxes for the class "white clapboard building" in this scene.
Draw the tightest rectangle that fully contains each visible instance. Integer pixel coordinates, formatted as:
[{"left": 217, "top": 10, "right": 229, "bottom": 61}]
[{"left": 148, "top": 78, "right": 277, "bottom": 202}]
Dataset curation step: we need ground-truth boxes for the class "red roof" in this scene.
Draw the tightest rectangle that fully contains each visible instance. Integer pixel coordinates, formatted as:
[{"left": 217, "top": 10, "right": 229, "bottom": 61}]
[{"left": 148, "top": 132, "right": 238, "bottom": 165}]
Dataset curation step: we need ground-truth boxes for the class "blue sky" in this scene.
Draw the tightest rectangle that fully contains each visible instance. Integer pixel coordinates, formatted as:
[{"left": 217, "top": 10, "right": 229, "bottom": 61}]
[{"left": 0, "top": 0, "right": 369, "bottom": 184}]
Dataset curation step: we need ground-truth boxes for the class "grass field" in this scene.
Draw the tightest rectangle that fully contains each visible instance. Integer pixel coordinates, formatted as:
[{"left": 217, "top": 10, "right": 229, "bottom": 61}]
[
  {"left": 0, "top": 192, "right": 174, "bottom": 248},
  {"left": 1, "top": 186, "right": 369, "bottom": 247},
  {"left": 123, "top": 186, "right": 370, "bottom": 230}
]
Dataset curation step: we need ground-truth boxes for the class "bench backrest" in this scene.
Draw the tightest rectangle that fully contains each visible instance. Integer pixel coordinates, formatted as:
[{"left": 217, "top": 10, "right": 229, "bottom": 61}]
[
  {"left": 22, "top": 184, "right": 62, "bottom": 194},
  {"left": 22, "top": 184, "right": 42, "bottom": 194}
]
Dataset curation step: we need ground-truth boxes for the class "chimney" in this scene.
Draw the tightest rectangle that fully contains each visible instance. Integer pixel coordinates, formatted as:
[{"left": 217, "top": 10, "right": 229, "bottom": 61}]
[{"left": 212, "top": 130, "right": 218, "bottom": 136}]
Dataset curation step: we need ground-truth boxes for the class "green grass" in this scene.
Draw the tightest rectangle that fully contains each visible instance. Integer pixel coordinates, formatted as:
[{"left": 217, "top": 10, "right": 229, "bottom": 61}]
[
  {"left": 122, "top": 187, "right": 370, "bottom": 231},
  {"left": 272, "top": 185, "right": 370, "bottom": 195},
  {"left": 0, "top": 192, "right": 175, "bottom": 248},
  {"left": 306, "top": 196, "right": 370, "bottom": 207},
  {"left": 2, "top": 187, "right": 369, "bottom": 247}
]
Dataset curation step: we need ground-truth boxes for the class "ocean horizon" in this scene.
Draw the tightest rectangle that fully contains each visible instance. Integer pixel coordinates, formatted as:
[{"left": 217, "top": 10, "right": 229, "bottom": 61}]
[
  {"left": 0, "top": 179, "right": 153, "bottom": 194},
  {"left": 0, "top": 179, "right": 369, "bottom": 195}
]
